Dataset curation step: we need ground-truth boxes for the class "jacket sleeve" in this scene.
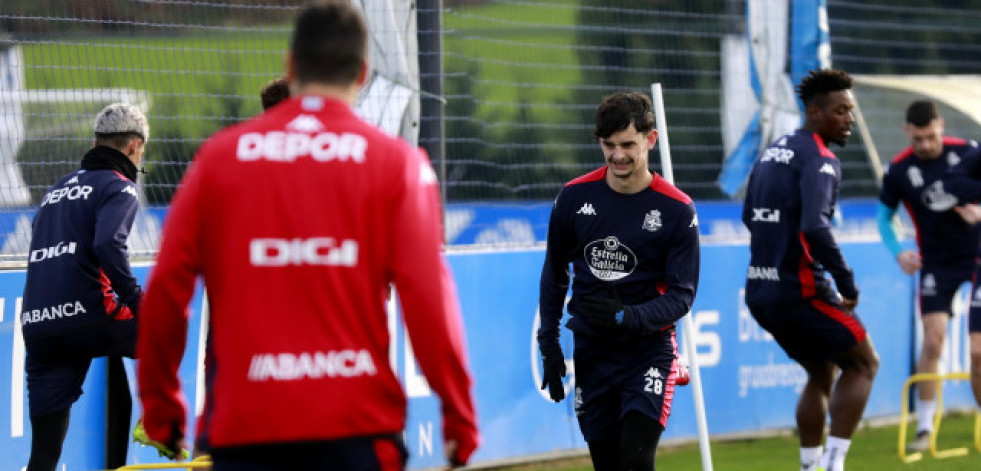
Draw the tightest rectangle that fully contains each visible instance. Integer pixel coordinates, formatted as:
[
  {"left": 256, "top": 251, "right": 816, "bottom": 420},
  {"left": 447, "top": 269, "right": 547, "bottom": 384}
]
[
  {"left": 799, "top": 157, "right": 858, "bottom": 299},
  {"left": 624, "top": 202, "right": 700, "bottom": 332},
  {"left": 389, "top": 147, "right": 479, "bottom": 465},
  {"left": 137, "top": 146, "right": 210, "bottom": 446},
  {"left": 537, "top": 190, "right": 574, "bottom": 351},
  {"left": 944, "top": 148, "right": 981, "bottom": 203},
  {"left": 93, "top": 181, "right": 142, "bottom": 308}
]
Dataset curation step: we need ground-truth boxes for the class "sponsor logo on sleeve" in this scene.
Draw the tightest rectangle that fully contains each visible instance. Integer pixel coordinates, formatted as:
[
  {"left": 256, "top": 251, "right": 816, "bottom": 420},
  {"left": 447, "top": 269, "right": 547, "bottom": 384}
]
[
  {"left": 21, "top": 301, "right": 87, "bottom": 325},
  {"left": 29, "top": 241, "right": 77, "bottom": 263},
  {"left": 40, "top": 185, "right": 93, "bottom": 206},
  {"left": 819, "top": 163, "right": 836, "bottom": 176},
  {"left": 747, "top": 266, "right": 780, "bottom": 281},
  {"left": 760, "top": 147, "right": 794, "bottom": 164},
  {"left": 751, "top": 208, "right": 780, "bottom": 223}
]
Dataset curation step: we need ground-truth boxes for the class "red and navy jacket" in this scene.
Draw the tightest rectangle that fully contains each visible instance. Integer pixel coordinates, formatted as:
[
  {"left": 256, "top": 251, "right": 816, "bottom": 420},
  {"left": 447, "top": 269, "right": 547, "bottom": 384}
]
[
  {"left": 21, "top": 146, "right": 141, "bottom": 340},
  {"left": 538, "top": 167, "right": 700, "bottom": 349},
  {"left": 879, "top": 137, "right": 980, "bottom": 264},
  {"left": 742, "top": 129, "right": 857, "bottom": 306},
  {"left": 137, "top": 96, "right": 479, "bottom": 462}
]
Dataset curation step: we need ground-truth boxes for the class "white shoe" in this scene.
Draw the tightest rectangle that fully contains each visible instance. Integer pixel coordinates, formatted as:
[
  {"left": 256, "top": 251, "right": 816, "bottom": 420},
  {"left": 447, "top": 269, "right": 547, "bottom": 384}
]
[{"left": 906, "top": 430, "right": 930, "bottom": 453}]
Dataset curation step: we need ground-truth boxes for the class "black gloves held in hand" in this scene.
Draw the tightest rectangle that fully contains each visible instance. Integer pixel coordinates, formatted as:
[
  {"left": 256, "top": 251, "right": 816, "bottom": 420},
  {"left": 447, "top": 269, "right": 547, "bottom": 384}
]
[
  {"left": 539, "top": 345, "right": 566, "bottom": 402},
  {"left": 577, "top": 294, "right": 629, "bottom": 330}
]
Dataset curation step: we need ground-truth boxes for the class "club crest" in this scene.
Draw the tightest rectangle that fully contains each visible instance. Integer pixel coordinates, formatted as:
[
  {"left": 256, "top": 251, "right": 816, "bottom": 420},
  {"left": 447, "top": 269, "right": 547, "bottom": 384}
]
[{"left": 642, "top": 209, "right": 662, "bottom": 232}]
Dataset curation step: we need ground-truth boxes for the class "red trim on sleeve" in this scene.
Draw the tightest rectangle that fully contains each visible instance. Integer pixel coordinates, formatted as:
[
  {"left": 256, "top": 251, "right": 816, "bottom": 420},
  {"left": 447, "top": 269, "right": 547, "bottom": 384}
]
[
  {"left": 797, "top": 232, "right": 816, "bottom": 299},
  {"left": 812, "top": 133, "right": 837, "bottom": 159},
  {"left": 659, "top": 330, "right": 679, "bottom": 428}
]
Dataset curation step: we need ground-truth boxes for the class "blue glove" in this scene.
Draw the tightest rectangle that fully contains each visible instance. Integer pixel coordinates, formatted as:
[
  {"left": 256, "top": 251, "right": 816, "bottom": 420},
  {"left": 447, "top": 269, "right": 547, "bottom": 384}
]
[
  {"left": 577, "top": 294, "right": 629, "bottom": 330},
  {"left": 539, "top": 345, "right": 566, "bottom": 402}
]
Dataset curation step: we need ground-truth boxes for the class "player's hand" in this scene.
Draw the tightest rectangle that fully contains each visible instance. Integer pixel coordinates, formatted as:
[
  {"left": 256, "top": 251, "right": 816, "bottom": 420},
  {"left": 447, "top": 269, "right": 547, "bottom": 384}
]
[
  {"left": 954, "top": 203, "right": 981, "bottom": 224},
  {"left": 841, "top": 296, "right": 858, "bottom": 314},
  {"left": 539, "top": 344, "right": 566, "bottom": 402},
  {"left": 577, "top": 295, "right": 629, "bottom": 330},
  {"left": 896, "top": 250, "right": 922, "bottom": 275}
]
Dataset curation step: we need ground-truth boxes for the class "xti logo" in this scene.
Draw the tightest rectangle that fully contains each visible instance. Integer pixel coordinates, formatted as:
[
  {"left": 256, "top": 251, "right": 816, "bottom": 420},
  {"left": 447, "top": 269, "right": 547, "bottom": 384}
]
[
  {"left": 577, "top": 203, "right": 596, "bottom": 215},
  {"left": 644, "top": 367, "right": 663, "bottom": 395}
]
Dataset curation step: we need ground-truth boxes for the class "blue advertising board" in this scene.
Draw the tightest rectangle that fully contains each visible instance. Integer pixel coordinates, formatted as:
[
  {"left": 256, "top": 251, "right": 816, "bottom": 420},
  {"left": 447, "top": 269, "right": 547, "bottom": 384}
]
[{"left": 0, "top": 239, "right": 976, "bottom": 470}]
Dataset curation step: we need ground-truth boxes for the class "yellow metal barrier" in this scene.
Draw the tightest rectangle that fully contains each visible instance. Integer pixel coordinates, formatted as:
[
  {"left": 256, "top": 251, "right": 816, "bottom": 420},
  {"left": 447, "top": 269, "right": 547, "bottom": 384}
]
[
  {"left": 116, "top": 455, "right": 212, "bottom": 470},
  {"left": 898, "top": 372, "right": 980, "bottom": 462}
]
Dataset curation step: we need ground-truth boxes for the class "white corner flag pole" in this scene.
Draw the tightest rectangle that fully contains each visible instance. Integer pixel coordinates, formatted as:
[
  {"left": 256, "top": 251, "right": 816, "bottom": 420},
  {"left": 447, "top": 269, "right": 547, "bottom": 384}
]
[{"left": 652, "top": 83, "right": 714, "bottom": 471}]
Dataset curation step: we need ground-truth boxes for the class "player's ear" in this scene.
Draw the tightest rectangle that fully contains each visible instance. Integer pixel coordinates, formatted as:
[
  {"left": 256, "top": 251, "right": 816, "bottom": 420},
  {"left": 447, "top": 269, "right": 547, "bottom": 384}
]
[
  {"left": 284, "top": 54, "right": 296, "bottom": 84},
  {"left": 647, "top": 129, "right": 658, "bottom": 147},
  {"left": 902, "top": 123, "right": 914, "bottom": 138},
  {"left": 356, "top": 60, "right": 370, "bottom": 88}
]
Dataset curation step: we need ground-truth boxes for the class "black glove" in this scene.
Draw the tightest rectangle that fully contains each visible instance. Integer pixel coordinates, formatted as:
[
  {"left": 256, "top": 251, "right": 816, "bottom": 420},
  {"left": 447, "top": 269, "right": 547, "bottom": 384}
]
[
  {"left": 577, "top": 294, "right": 629, "bottom": 330},
  {"left": 539, "top": 345, "right": 566, "bottom": 402}
]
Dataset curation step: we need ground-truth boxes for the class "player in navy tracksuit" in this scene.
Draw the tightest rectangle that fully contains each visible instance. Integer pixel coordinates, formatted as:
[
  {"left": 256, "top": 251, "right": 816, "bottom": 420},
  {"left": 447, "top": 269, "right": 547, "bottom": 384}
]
[
  {"left": 742, "top": 70, "right": 879, "bottom": 471},
  {"left": 876, "top": 100, "right": 979, "bottom": 450},
  {"left": 21, "top": 103, "right": 147, "bottom": 471},
  {"left": 538, "top": 92, "right": 699, "bottom": 471},
  {"left": 937, "top": 146, "right": 981, "bottom": 419}
]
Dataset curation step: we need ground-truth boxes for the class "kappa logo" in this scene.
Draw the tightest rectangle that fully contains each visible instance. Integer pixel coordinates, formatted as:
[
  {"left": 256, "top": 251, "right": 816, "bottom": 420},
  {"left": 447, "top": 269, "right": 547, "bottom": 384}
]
[
  {"left": 644, "top": 367, "right": 664, "bottom": 395},
  {"left": 689, "top": 213, "right": 699, "bottom": 228},
  {"left": 577, "top": 203, "right": 596, "bottom": 215},
  {"left": 121, "top": 186, "right": 138, "bottom": 198},
  {"left": 642, "top": 209, "right": 662, "bottom": 232},
  {"left": 286, "top": 114, "right": 325, "bottom": 133},
  {"left": 819, "top": 163, "right": 836, "bottom": 176},
  {"left": 66, "top": 176, "right": 79, "bottom": 185}
]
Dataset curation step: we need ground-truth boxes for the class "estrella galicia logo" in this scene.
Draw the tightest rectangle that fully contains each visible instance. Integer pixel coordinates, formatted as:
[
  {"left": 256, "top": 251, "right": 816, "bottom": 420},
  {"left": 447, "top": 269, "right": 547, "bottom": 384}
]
[{"left": 584, "top": 236, "right": 638, "bottom": 281}]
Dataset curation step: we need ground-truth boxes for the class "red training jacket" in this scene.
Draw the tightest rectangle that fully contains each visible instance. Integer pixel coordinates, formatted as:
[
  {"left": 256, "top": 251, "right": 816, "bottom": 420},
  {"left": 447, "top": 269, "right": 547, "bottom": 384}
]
[{"left": 137, "top": 95, "right": 479, "bottom": 463}]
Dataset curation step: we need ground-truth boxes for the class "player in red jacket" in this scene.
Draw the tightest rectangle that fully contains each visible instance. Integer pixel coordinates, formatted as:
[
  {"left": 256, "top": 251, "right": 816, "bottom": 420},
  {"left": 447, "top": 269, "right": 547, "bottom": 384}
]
[{"left": 136, "top": 1, "right": 479, "bottom": 468}]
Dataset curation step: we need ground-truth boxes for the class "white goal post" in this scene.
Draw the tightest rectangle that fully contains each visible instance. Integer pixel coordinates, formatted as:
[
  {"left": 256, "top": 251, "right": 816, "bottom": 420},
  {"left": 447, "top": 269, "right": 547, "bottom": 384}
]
[{"left": 651, "top": 82, "right": 714, "bottom": 471}]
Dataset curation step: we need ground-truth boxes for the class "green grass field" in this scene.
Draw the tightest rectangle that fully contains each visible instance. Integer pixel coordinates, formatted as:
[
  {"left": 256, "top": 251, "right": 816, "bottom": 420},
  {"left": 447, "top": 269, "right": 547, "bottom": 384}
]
[{"left": 492, "top": 413, "right": 980, "bottom": 471}]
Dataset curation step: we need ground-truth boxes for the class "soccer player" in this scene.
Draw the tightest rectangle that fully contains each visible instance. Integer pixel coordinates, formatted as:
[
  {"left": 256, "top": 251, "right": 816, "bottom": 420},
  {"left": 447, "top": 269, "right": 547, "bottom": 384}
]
[
  {"left": 936, "top": 149, "right": 981, "bottom": 424},
  {"left": 876, "top": 100, "right": 979, "bottom": 451},
  {"left": 21, "top": 103, "right": 148, "bottom": 471},
  {"left": 742, "top": 69, "right": 879, "bottom": 471},
  {"left": 259, "top": 76, "right": 290, "bottom": 111},
  {"left": 136, "top": 1, "right": 480, "bottom": 469},
  {"left": 538, "top": 91, "right": 700, "bottom": 471}
]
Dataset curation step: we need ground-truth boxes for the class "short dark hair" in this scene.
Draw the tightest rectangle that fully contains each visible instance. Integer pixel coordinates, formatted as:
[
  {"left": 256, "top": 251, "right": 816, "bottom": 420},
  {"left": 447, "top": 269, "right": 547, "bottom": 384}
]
[
  {"left": 905, "top": 100, "right": 939, "bottom": 127},
  {"left": 290, "top": 0, "right": 367, "bottom": 86},
  {"left": 260, "top": 77, "right": 290, "bottom": 110},
  {"left": 796, "top": 69, "right": 853, "bottom": 107},
  {"left": 593, "top": 92, "right": 654, "bottom": 140}
]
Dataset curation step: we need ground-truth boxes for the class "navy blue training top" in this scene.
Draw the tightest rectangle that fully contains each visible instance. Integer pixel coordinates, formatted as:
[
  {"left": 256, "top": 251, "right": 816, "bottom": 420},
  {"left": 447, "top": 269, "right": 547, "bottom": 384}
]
[
  {"left": 742, "top": 129, "right": 857, "bottom": 306},
  {"left": 879, "top": 137, "right": 980, "bottom": 264},
  {"left": 537, "top": 167, "right": 700, "bottom": 349},
  {"left": 21, "top": 146, "right": 141, "bottom": 340}
]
